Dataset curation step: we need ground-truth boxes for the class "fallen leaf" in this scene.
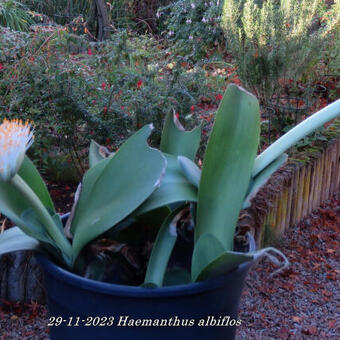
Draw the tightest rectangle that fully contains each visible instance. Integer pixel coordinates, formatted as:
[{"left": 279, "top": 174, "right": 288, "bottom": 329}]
[
  {"left": 277, "top": 326, "right": 290, "bottom": 338},
  {"left": 321, "top": 290, "right": 333, "bottom": 297},
  {"left": 292, "top": 316, "right": 303, "bottom": 323},
  {"left": 328, "top": 320, "right": 336, "bottom": 328},
  {"left": 303, "top": 325, "right": 318, "bottom": 335}
]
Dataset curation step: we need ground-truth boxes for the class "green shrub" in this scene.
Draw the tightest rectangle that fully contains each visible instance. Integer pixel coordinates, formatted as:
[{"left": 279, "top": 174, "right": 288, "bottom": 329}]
[
  {"left": 221, "top": 0, "right": 340, "bottom": 105},
  {"left": 157, "top": 0, "right": 225, "bottom": 60},
  {"left": 0, "top": 28, "right": 220, "bottom": 178}
]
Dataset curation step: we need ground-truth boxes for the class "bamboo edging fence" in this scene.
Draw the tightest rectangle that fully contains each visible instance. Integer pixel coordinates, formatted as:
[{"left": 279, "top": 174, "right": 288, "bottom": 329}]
[
  {"left": 237, "top": 118, "right": 340, "bottom": 247},
  {"left": 0, "top": 120, "right": 339, "bottom": 302}
]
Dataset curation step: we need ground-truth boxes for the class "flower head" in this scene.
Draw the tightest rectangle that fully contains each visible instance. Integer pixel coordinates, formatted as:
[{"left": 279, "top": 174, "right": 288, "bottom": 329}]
[{"left": 0, "top": 119, "right": 34, "bottom": 181}]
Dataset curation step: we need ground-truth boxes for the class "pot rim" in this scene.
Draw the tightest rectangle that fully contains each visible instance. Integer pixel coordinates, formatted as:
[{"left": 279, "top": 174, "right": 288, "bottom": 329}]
[
  {"left": 36, "top": 253, "right": 253, "bottom": 298},
  {"left": 37, "top": 213, "right": 255, "bottom": 298}
]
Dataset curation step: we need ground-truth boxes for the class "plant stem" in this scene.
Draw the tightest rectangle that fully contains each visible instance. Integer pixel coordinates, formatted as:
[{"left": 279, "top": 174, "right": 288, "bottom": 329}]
[{"left": 10, "top": 174, "right": 73, "bottom": 266}]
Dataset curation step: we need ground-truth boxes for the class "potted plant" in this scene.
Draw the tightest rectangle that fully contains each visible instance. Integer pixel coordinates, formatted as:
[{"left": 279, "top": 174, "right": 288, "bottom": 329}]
[{"left": 0, "top": 85, "right": 339, "bottom": 340}]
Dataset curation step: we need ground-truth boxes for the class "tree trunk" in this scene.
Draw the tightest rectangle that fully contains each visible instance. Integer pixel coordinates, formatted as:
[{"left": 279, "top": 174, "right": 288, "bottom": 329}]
[{"left": 95, "top": 0, "right": 110, "bottom": 41}]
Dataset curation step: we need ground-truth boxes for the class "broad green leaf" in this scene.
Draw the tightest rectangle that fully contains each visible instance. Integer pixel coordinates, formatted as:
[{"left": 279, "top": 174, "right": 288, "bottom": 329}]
[
  {"left": 71, "top": 125, "right": 167, "bottom": 261},
  {"left": 144, "top": 206, "right": 186, "bottom": 287},
  {"left": 70, "top": 158, "right": 112, "bottom": 230},
  {"left": 252, "top": 99, "right": 340, "bottom": 177},
  {"left": 194, "top": 246, "right": 290, "bottom": 282},
  {"left": 193, "top": 248, "right": 253, "bottom": 282},
  {"left": 195, "top": 85, "right": 260, "bottom": 251},
  {"left": 178, "top": 155, "right": 201, "bottom": 187},
  {"left": 243, "top": 153, "right": 288, "bottom": 209},
  {"left": 0, "top": 175, "right": 72, "bottom": 264},
  {"left": 163, "top": 268, "right": 191, "bottom": 286},
  {"left": 191, "top": 233, "right": 253, "bottom": 282},
  {"left": 0, "top": 179, "right": 55, "bottom": 244},
  {"left": 18, "top": 156, "right": 55, "bottom": 212},
  {"left": 160, "top": 111, "right": 201, "bottom": 161},
  {"left": 89, "top": 140, "right": 114, "bottom": 168},
  {"left": 134, "top": 153, "right": 198, "bottom": 216},
  {"left": 0, "top": 227, "right": 40, "bottom": 256},
  {"left": 191, "top": 233, "right": 225, "bottom": 282},
  {"left": 20, "top": 208, "right": 56, "bottom": 244}
]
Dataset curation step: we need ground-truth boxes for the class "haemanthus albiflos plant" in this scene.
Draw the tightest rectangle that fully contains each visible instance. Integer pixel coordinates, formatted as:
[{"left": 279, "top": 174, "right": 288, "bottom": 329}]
[{"left": 0, "top": 85, "right": 339, "bottom": 286}]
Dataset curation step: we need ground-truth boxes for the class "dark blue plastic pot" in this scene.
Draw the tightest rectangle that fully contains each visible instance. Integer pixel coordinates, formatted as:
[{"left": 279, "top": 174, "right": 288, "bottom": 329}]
[{"left": 37, "top": 252, "right": 253, "bottom": 340}]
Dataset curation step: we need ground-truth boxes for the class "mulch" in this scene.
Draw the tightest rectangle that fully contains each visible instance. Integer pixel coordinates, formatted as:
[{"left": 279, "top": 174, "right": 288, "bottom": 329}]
[
  {"left": 0, "top": 191, "right": 339, "bottom": 340},
  {"left": 237, "top": 191, "right": 339, "bottom": 339}
]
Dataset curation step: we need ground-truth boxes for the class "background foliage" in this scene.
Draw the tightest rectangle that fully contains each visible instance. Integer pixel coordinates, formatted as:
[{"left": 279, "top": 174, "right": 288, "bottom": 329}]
[
  {"left": 221, "top": 0, "right": 340, "bottom": 105},
  {"left": 0, "top": 0, "right": 339, "bottom": 181}
]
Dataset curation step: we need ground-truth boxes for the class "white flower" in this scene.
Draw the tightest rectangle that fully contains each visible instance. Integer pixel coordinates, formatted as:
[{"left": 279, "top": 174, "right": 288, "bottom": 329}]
[
  {"left": 202, "top": 17, "right": 207, "bottom": 23},
  {"left": 191, "top": 3, "right": 196, "bottom": 9},
  {"left": 0, "top": 119, "right": 34, "bottom": 181},
  {"left": 186, "top": 18, "right": 192, "bottom": 24},
  {"left": 156, "top": 11, "right": 161, "bottom": 18},
  {"left": 189, "top": 35, "right": 193, "bottom": 40},
  {"left": 168, "top": 30, "right": 174, "bottom": 36}
]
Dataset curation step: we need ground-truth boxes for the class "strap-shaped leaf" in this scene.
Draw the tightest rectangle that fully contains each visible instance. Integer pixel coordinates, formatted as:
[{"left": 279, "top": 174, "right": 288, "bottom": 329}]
[
  {"left": 243, "top": 153, "right": 288, "bottom": 209},
  {"left": 71, "top": 125, "right": 167, "bottom": 261},
  {"left": 18, "top": 156, "right": 55, "bottom": 212},
  {"left": 178, "top": 155, "right": 201, "bottom": 187},
  {"left": 144, "top": 206, "right": 186, "bottom": 287},
  {"left": 134, "top": 153, "right": 197, "bottom": 216},
  {"left": 195, "top": 84, "right": 260, "bottom": 250},
  {"left": 0, "top": 227, "right": 40, "bottom": 256},
  {"left": 160, "top": 111, "right": 201, "bottom": 161}
]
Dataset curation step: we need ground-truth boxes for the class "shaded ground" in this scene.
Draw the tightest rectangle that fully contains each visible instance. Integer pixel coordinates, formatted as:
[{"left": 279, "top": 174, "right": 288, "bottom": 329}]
[{"left": 0, "top": 192, "right": 338, "bottom": 339}]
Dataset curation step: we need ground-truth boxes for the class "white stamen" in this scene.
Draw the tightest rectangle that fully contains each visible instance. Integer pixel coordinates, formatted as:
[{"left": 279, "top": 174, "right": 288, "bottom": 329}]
[{"left": 0, "top": 119, "right": 34, "bottom": 181}]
